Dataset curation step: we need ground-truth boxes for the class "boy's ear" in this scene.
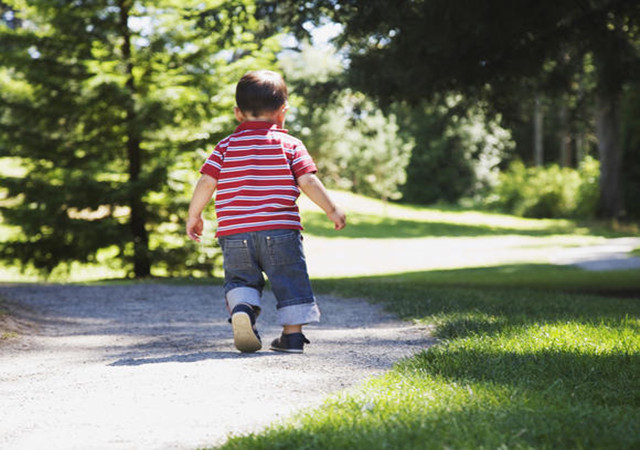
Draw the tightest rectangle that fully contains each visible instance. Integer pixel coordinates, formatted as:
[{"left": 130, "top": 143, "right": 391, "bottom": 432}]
[
  {"left": 277, "top": 103, "right": 289, "bottom": 121},
  {"left": 234, "top": 106, "right": 245, "bottom": 122}
]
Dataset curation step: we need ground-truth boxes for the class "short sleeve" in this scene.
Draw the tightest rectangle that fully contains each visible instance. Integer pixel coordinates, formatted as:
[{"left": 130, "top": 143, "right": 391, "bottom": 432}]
[
  {"left": 290, "top": 141, "right": 317, "bottom": 178},
  {"left": 199, "top": 143, "right": 225, "bottom": 179}
]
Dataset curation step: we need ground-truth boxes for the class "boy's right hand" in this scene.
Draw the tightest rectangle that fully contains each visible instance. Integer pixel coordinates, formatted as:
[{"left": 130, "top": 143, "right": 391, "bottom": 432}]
[
  {"left": 186, "top": 215, "right": 204, "bottom": 242},
  {"left": 328, "top": 207, "right": 347, "bottom": 231}
]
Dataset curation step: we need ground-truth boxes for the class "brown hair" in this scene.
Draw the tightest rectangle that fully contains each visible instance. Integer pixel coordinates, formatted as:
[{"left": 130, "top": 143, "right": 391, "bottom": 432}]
[{"left": 235, "top": 70, "right": 288, "bottom": 117}]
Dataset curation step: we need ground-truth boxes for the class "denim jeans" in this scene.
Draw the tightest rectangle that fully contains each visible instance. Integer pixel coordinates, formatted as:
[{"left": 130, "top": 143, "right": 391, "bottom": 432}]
[{"left": 218, "top": 229, "right": 321, "bottom": 326}]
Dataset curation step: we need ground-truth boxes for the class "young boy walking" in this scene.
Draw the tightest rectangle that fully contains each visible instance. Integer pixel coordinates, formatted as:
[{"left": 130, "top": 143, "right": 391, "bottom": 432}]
[{"left": 186, "top": 70, "right": 346, "bottom": 354}]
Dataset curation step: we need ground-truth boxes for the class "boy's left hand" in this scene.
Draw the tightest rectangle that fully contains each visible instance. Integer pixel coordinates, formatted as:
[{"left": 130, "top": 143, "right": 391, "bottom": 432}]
[{"left": 328, "top": 207, "right": 347, "bottom": 231}]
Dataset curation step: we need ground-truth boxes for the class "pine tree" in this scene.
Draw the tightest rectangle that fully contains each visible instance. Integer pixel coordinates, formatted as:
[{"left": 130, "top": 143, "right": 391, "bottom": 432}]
[{"left": 0, "top": 0, "right": 281, "bottom": 277}]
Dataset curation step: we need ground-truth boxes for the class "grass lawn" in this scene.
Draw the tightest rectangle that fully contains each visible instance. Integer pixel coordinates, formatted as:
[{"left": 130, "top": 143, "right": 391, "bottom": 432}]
[
  {"left": 218, "top": 266, "right": 640, "bottom": 449},
  {"left": 214, "top": 193, "right": 640, "bottom": 449}
]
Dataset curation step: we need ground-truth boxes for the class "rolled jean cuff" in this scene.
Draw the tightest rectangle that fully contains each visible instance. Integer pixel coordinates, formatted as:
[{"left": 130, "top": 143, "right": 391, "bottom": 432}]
[
  {"left": 277, "top": 301, "right": 321, "bottom": 326},
  {"left": 226, "top": 287, "right": 261, "bottom": 315}
]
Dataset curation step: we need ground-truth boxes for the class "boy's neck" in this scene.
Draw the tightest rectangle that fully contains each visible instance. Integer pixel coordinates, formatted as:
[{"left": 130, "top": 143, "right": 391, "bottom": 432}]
[
  {"left": 234, "top": 106, "right": 287, "bottom": 128},
  {"left": 244, "top": 117, "right": 280, "bottom": 125}
]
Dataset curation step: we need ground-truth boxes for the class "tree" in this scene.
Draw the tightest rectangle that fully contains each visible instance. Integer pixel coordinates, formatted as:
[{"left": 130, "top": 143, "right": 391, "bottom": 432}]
[
  {"left": 265, "top": 0, "right": 640, "bottom": 218},
  {"left": 0, "top": 0, "right": 281, "bottom": 277},
  {"left": 281, "top": 43, "right": 412, "bottom": 202},
  {"left": 397, "top": 98, "right": 513, "bottom": 204}
]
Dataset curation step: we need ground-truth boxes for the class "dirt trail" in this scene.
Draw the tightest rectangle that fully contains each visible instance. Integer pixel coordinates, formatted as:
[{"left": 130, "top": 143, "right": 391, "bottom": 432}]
[{"left": 0, "top": 283, "right": 433, "bottom": 450}]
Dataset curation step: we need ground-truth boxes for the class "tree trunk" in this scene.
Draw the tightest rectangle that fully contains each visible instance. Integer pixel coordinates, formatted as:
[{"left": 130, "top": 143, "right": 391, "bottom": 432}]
[
  {"left": 120, "top": 0, "right": 151, "bottom": 277},
  {"left": 575, "top": 132, "right": 586, "bottom": 163},
  {"left": 594, "top": 30, "right": 625, "bottom": 220},
  {"left": 595, "top": 88, "right": 623, "bottom": 219},
  {"left": 559, "top": 101, "right": 571, "bottom": 167},
  {"left": 533, "top": 94, "right": 544, "bottom": 166}
]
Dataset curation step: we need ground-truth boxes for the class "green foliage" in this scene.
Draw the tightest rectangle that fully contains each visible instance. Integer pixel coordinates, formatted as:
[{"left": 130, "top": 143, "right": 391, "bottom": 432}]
[
  {"left": 282, "top": 44, "right": 411, "bottom": 201},
  {"left": 489, "top": 157, "right": 600, "bottom": 219},
  {"left": 0, "top": 0, "right": 280, "bottom": 277},
  {"left": 399, "top": 98, "right": 514, "bottom": 204},
  {"left": 307, "top": 91, "right": 411, "bottom": 201}
]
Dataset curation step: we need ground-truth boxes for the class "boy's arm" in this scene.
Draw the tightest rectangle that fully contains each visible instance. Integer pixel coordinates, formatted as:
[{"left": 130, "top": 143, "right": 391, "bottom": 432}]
[
  {"left": 186, "top": 174, "right": 218, "bottom": 242},
  {"left": 297, "top": 173, "right": 346, "bottom": 230}
]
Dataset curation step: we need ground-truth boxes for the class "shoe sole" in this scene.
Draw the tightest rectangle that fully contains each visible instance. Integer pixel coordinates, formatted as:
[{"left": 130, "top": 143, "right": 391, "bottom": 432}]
[
  {"left": 270, "top": 345, "right": 304, "bottom": 354},
  {"left": 270, "top": 348, "right": 304, "bottom": 354},
  {"left": 231, "top": 312, "right": 262, "bottom": 353}
]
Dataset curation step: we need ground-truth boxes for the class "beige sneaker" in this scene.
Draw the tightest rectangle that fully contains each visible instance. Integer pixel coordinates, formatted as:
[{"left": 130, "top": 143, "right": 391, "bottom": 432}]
[{"left": 230, "top": 304, "right": 262, "bottom": 353}]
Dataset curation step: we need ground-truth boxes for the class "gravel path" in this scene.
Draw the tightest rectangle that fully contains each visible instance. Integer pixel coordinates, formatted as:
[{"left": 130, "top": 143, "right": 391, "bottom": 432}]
[{"left": 0, "top": 283, "right": 434, "bottom": 450}]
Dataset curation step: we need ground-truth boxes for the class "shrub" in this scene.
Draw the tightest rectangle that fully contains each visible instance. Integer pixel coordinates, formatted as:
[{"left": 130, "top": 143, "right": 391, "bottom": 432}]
[
  {"left": 489, "top": 157, "right": 600, "bottom": 219},
  {"left": 401, "top": 99, "right": 514, "bottom": 204}
]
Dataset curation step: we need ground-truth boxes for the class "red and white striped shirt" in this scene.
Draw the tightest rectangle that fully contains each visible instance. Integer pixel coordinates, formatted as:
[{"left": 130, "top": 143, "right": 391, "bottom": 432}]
[{"left": 200, "top": 121, "right": 317, "bottom": 237}]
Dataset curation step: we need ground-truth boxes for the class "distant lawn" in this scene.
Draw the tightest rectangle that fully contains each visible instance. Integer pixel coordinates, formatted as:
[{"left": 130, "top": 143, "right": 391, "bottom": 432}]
[
  {"left": 314, "top": 264, "right": 640, "bottom": 299},
  {"left": 218, "top": 266, "right": 640, "bottom": 449},
  {"left": 298, "top": 191, "right": 638, "bottom": 239},
  {"left": 300, "top": 210, "right": 581, "bottom": 239},
  {"left": 2, "top": 190, "right": 638, "bottom": 281}
]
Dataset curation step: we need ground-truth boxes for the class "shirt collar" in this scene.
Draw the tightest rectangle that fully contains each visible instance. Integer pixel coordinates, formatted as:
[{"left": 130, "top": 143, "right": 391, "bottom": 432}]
[{"left": 234, "top": 121, "right": 287, "bottom": 133}]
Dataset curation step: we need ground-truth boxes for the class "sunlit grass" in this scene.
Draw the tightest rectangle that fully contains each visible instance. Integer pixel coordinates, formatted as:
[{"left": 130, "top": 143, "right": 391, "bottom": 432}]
[
  {"left": 299, "top": 191, "right": 585, "bottom": 238},
  {"left": 299, "top": 190, "right": 634, "bottom": 238},
  {"left": 218, "top": 268, "right": 640, "bottom": 449}
]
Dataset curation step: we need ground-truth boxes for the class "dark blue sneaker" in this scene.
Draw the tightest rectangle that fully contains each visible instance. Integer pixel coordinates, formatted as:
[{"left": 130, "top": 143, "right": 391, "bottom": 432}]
[
  {"left": 270, "top": 332, "right": 310, "bottom": 354},
  {"left": 230, "top": 304, "right": 261, "bottom": 353}
]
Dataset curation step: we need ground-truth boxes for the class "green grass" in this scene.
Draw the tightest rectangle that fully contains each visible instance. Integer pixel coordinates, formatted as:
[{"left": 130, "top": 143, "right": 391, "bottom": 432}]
[
  {"left": 301, "top": 210, "right": 581, "bottom": 238},
  {"left": 298, "top": 191, "right": 638, "bottom": 239},
  {"left": 218, "top": 266, "right": 640, "bottom": 449},
  {"left": 313, "top": 265, "right": 640, "bottom": 298}
]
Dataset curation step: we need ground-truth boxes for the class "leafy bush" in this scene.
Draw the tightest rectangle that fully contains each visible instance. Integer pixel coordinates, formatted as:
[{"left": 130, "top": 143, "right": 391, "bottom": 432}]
[
  {"left": 283, "top": 46, "right": 412, "bottom": 202},
  {"left": 400, "top": 99, "right": 514, "bottom": 204},
  {"left": 489, "top": 157, "right": 600, "bottom": 219}
]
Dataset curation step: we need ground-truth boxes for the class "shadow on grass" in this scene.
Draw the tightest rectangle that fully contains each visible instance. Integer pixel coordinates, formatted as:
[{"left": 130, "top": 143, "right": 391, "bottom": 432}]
[
  {"left": 314, "top": 264, "right": 640, "bottom": 399},
  {"left": 301, "top": 210, "right": 636, "bottom": 239},
  {"left": 403, "top": 347, "right": 639, "bottom": 398},
  {"left": 313, "top": 264, "right": 640, "bottom": 304},
  {"left": 313, "top": 263, "right": 640, "bottom": 352},
  {"left": 301, "top": 211, "right": 580, "bottom": 238}
]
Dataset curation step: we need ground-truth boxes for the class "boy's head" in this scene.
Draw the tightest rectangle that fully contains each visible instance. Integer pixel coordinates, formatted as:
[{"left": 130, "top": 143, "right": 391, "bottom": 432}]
[{"left": 235, "top": 70, "right": 288, "bottom": 118}]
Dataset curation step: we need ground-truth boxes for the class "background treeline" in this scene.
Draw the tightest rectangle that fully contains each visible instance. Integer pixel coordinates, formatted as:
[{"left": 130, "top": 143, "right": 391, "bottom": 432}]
[{"left": 0, "top": 0, "right": 638, "bottom": 278}]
